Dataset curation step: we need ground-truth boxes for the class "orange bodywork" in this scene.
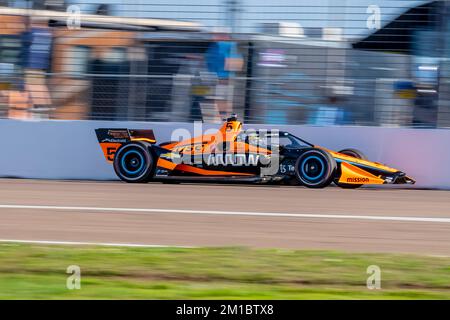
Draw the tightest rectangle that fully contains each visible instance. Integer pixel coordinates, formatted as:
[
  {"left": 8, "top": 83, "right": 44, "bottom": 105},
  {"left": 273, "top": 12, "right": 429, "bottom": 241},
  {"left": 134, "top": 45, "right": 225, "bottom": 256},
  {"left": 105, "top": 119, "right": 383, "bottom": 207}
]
[
  {"left": 320, "top": 148, "right": 398, "bottom": 184},
  {"left": 100, "top": 142, "right": 122, "bottom": 163},
  {"left": 156, "top": 157, "right": 253, "bottom": 176},
  {"left": 163, "top": 121, "right": 270, "bottom": 156},
  {"left": 156, "top": 158, "right": 177, "bottom": 171},
  {"left": 338, "top": 162, "right": 385, "bottom": 185},
  {"left": 131, "top": 138, "right": 156, "bottom": 144},
  {"left": 167, "top": 163, "right": 253, "bottom": 176},
  {"left": 326, "top": 149, "right": 397, "bottom": 173},
  {"left": 157, "top": 120, "right": 264, "bottom": 176}
]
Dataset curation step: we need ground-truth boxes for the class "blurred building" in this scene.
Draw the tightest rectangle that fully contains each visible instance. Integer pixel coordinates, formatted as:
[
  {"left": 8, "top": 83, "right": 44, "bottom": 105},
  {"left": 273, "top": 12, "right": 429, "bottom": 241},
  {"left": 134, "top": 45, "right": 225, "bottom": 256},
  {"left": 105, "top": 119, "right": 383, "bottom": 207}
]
[
  {"left": 246, "top": 0, "right": 450, "bottom": 127},
  {"left": 0, "top": 4, "right": 208, "bottom": 120},
  {"left": 354, "top": 0, "right": 449, "bottom": 128},
  {"left": 1, "top": 0, "right": 450, "bottom": 128}
]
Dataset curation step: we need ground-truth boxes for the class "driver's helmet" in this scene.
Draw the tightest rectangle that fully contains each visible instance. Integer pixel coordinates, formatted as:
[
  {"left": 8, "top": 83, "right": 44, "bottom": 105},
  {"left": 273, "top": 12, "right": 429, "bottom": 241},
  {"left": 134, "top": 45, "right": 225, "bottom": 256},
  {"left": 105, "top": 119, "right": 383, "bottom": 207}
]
[{"left": 226, "top": 113, "right": 238, "bottom": 122}]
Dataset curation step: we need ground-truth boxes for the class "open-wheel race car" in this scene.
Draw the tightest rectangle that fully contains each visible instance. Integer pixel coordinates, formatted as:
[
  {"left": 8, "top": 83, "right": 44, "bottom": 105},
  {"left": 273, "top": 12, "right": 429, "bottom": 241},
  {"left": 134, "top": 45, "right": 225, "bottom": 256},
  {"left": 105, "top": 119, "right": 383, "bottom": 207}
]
[{"left": 95, "top": 115, "right": 415, "bottom": 188}]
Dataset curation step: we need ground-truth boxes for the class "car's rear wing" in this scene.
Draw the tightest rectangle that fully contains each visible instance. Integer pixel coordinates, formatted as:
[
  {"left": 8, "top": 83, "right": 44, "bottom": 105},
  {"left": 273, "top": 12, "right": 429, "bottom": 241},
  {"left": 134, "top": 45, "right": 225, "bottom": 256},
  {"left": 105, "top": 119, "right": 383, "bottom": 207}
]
[{"left": 95, "top": 128, "right": 156, "bottom": 162}]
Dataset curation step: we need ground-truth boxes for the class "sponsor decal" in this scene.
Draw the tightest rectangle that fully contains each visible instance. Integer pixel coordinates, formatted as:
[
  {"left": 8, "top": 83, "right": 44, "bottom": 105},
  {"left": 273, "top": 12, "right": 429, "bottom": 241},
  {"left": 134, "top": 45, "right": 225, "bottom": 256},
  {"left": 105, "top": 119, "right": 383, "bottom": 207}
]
[
  {"left": 101, "top": 138, "right": 128, "bottom": 143},
  {"left": 206, "top": 154, "right": 260, "bottom": 166},
  {"left": 107, "top": 130, "right": 129, "bottom": 139},
  {"left": 156, "top": 169, "right": 169, "bottom": 175},
  {"left": 160, "top": 152, "right": 178, "bottom": 159},
  {"left": 173, "top": 143, "right": 206, "bottom": 153},
  {"left": 279, "top": 164, "right": 295, "bottom": 174},
  {"left": 106, "top": 147, "right": 117, "bottom": 161},
  {"left": 346, "top": 177, "right": 370, "bottom": 183}
]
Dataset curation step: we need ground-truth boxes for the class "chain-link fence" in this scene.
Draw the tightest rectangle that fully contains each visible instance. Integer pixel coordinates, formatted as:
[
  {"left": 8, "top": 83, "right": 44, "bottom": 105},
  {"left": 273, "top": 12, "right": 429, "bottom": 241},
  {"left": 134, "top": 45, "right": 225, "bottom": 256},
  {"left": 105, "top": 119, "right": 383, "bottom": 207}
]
[{"left": 0, "top": 1, "right": 450, "bottom": 127}]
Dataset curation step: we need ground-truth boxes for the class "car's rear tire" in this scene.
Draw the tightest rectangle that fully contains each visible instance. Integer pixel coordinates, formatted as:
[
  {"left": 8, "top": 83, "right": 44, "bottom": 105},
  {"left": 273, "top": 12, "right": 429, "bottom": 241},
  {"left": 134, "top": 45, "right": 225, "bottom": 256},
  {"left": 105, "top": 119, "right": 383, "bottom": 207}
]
[
  {"left": 295, "top": 148, "right": 336, "bottom": 188},
  {"left": 334, "top": 148, "right": 367, "bottom": 189},
  {"left": 113, "top": 141, "right": 155, "bottom": 183}
]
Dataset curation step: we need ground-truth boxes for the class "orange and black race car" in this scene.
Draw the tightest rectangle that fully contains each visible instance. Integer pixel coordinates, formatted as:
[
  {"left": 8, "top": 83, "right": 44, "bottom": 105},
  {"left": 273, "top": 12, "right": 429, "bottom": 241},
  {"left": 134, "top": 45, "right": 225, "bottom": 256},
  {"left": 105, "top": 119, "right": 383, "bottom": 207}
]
[{"left": 95, "top": 115, "right": 415, "bottom": 188}]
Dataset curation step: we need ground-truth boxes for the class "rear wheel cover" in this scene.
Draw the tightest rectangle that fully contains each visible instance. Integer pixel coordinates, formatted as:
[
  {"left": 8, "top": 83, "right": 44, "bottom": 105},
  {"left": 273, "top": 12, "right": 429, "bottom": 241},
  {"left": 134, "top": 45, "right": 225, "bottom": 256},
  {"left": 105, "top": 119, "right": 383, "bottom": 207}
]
[
  {"left": 300, "top": 155, "right": 326, "bottom": 181},
  {"left": 121, "top": 150, "right": 146, "bottom": 175},
  {"left": 114, "top": 142, "right": 155, "bottom": 183},
  {"left": 295, "top": 149, "right": 336, "bottom": 188}
]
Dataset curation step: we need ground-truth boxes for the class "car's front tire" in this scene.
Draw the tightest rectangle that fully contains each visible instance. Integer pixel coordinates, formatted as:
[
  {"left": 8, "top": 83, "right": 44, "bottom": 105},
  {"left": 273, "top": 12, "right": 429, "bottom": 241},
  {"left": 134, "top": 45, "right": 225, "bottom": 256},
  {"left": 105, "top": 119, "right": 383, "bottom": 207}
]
[
  {"left": 294, "top": 148, "right": 336, "bottom": 188},
  {"left": 113, "top": 141, "right": 155, "bottom": 183}
]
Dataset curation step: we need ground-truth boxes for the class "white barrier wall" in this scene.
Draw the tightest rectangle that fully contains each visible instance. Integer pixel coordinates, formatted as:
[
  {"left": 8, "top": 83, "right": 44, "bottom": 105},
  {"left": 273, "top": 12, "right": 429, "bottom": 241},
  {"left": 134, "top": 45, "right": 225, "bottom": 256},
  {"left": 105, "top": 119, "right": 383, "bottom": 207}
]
[{"left": 1, "top": 119, "right": 449, "bottom": 189}]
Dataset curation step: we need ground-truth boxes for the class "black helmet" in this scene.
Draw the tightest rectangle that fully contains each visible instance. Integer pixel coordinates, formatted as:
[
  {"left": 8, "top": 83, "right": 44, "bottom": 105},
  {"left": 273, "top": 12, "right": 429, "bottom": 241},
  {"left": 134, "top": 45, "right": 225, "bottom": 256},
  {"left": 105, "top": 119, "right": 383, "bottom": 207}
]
[{"left": 226, "top": 113, "right": 238, "bottom": 122}]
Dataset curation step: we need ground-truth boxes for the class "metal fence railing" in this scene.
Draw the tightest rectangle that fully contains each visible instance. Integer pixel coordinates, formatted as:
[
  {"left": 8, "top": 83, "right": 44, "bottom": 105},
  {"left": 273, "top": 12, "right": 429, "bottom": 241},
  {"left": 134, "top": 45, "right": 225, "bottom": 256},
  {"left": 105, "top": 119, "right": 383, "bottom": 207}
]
[
  {"left": 2, "top": 71, "right": 445, "bottom": 128},
  {"left": 0, "top": 1, "right": 450, "bottom": 128}
]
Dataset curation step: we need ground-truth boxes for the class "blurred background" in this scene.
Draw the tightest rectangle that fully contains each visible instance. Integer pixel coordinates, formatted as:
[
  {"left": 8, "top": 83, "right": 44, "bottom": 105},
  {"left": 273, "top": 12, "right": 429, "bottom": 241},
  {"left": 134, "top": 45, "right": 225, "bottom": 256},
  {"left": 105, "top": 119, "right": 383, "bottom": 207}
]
[{"left": 0, "top": 0, "right": 449, "bottom": 127}]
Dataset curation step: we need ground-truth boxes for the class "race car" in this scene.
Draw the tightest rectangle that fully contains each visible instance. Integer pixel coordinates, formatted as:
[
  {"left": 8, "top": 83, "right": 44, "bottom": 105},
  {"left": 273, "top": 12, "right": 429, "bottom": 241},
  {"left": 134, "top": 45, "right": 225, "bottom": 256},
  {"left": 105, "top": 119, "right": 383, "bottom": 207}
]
[{"left": 95, "top": 115, "right": 415, "bottom": 188}]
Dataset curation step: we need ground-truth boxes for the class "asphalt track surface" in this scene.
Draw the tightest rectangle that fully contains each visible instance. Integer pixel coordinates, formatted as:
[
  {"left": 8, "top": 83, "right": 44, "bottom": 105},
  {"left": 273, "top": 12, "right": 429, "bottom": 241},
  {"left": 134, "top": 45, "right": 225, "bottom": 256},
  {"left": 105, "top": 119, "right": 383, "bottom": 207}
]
[{"left": 0, "top": 179, "right": 449, "bottom": 255}]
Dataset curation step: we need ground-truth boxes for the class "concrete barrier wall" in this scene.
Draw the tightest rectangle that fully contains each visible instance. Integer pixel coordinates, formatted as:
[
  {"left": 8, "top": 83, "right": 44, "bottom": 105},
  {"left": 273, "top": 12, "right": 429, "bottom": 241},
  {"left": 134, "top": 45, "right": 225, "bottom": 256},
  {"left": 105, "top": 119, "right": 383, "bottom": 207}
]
[{"left": 1, "top": 119, "right": 449, "bottom": 188}]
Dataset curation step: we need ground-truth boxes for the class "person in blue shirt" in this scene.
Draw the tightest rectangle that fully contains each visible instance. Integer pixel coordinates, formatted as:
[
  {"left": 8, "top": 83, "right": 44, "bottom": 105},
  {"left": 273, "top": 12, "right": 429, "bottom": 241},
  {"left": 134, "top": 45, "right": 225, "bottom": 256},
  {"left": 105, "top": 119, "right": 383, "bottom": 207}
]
[{"left": 205, "top": 32, "right": 243, "bottom": 120}]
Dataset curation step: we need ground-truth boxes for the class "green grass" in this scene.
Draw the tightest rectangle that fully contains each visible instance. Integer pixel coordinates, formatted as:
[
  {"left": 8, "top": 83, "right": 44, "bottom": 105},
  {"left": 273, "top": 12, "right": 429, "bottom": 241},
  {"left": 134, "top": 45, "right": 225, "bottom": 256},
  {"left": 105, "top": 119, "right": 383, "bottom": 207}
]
[{"left": 0, "top": 243, "right": 448, "bottom": 299}]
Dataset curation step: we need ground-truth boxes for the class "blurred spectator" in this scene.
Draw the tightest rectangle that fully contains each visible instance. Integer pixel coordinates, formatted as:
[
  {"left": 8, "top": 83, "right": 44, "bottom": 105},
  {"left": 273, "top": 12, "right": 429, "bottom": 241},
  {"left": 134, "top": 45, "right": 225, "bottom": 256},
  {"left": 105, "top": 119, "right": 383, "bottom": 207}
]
[
  {"left": 7, "top": 90, "right": 31, "bottom": 120},
  {"left": 205, "top": 30, "right": 243, "bottom": 121},
  {"left": 171, "top": 54, "right": 207, "bottom": 122},
  {"left": 308, "top": 96, "right": 352, "bottom": 126},
  {"left": 25, "top": 70, "right": 53, "bottom": 119},
  {"left": 413, "top": 91, "right": 438, "bottom": 128}
]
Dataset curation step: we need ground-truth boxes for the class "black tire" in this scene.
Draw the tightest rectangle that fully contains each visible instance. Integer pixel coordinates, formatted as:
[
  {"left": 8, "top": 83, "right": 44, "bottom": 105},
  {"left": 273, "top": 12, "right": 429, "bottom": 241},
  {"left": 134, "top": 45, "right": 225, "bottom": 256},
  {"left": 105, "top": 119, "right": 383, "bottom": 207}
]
[
  {"left": 113, "top": 141, "right": 155, "bottom": 183},
  {"left": 334, "top": 148, "right": 367, "bottom": 189},
  {"left": 337, "top": 148, "right": 367, "bottom": 160},
  {"left": 294, "top": 148, "right": 337, "bottom": 188}
]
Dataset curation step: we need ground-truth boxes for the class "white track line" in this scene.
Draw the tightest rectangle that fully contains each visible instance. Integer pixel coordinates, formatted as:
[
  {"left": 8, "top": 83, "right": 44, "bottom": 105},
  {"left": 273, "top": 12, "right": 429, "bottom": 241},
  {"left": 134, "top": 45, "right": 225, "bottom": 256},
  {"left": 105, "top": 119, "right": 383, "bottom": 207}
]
[
  {"left": 0, "top": 204, "right": 449, "bottom": 223},
  {"left": 0, "top": 239, "right": 192, "bottom": 248}
]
